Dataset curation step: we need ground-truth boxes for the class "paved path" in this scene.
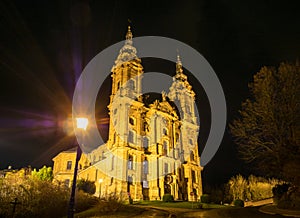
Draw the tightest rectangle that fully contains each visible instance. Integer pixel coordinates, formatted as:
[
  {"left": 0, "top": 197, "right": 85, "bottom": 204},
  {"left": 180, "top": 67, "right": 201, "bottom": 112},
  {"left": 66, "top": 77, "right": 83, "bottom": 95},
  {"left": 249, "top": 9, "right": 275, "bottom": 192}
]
[
  {"left": 90, "top": 204, "right": 299, "bottom": 218},
  {"left": 132, "top": 205, "right": 286, "bottom": 218},
  {"left": 260, "top": 205, "right": 300, "bottom": 217}
]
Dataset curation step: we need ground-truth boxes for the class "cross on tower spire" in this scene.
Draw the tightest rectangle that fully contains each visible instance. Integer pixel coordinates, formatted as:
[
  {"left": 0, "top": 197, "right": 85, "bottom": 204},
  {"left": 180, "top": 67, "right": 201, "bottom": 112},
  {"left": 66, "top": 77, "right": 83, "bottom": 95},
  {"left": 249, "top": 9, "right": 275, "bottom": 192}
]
[{"left": 126, "top": 26, "right": 133, "bottom": 44}]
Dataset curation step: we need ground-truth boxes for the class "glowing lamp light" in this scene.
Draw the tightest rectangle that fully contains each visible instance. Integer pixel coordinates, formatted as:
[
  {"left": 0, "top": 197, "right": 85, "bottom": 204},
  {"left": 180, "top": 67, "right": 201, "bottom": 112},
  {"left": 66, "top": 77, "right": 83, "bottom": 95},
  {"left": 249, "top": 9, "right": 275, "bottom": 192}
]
[
  {"left": 76, "top": 118, "right": 88, "bottom": 130},
  {"left": 99, "top": 178, "right": 103, "bottom": 183}
]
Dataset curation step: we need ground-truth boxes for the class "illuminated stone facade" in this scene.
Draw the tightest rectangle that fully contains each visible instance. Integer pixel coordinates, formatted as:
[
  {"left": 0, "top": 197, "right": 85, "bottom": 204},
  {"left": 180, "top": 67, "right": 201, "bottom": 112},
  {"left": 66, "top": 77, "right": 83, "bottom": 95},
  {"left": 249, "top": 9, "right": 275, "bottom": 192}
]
[{"left": 53, "top": 27, "right": 202, "bottom": 201}]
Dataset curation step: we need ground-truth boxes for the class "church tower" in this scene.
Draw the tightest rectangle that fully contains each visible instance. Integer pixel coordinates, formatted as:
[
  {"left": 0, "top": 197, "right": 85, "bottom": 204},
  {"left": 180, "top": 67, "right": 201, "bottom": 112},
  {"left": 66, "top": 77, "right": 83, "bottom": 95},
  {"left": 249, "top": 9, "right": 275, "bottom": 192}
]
[
  {"left": 108, "top": 26, "right": 143, "bottom": 149},
  {"left": 168, "top": 54, "right": 202, "bottom": 200}
]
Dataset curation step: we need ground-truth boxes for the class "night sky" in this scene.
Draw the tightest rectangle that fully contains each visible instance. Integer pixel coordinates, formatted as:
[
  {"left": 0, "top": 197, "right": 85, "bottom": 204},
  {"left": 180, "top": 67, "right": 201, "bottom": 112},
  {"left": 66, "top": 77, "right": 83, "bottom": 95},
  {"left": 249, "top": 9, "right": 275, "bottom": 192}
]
[{"left": 1, "top": 0, "right": 300, "bottom": 186}]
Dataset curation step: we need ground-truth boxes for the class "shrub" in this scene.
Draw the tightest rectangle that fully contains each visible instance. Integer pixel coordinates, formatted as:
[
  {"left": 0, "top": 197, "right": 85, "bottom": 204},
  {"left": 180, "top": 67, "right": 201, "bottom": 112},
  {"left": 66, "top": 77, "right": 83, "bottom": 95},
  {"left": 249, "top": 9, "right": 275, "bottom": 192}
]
[
  {"left": 75, "top": 190, "right": 98, "bottom": 213},
  {"left": 200, "top": 194, "right": 210, "bottom": 203},
  {"left": 196, "top": 203, "right": 203, "bottom": 209},
  {"left": 93, "top": 195, "right": 124, "bottom": 213},
  {"left": 162, "top": 194, "right": 174, "bottom": 202},
  {"left": 233, "top": 199, "right": 244, "bottom": 207},
  {"left": 77, "top": 179, "right": 96, "bottom": 195},
  {"left": 272, "top": 183, "right": 290, "bottom": 204},
  {"left": 0, "top": 178, "right": 70, "bottom": 218}
]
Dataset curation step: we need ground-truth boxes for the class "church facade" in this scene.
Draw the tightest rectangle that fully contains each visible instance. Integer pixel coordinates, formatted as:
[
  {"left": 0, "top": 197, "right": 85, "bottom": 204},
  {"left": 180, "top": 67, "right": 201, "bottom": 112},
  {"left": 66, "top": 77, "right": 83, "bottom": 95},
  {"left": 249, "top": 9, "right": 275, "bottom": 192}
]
[{"left": 52, "top": 27, "right": 203, "bottom": 201}]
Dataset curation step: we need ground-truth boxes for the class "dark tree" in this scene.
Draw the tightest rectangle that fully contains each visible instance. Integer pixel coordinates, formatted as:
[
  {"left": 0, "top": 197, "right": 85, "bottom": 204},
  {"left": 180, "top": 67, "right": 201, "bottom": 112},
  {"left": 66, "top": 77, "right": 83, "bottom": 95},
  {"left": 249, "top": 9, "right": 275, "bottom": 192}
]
[
  {"left": 230, "top": 62, "right": 300, "bottom": 185},
  {"left": 77, "top": 179, "right": 96, "bottom": 195}
]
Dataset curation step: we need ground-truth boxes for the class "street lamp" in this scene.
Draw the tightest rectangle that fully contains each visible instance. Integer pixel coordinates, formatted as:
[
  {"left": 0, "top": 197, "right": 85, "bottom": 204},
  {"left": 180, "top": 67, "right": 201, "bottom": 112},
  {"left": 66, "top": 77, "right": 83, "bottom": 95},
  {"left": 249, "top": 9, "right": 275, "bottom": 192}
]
[
  {"left": 99, "top": 178, "right": 103, "bottom": 198},
  {"left": 68, "top": 117, "right": 88, "bottom": 218}
]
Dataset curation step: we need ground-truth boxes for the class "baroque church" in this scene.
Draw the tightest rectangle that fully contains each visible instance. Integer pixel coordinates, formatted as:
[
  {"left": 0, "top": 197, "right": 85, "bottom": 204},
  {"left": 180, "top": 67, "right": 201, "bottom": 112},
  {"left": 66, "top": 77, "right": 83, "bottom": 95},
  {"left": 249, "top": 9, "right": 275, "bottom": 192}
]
[{"left": 52, "top": 26, "right": 203, "bottom": 201}]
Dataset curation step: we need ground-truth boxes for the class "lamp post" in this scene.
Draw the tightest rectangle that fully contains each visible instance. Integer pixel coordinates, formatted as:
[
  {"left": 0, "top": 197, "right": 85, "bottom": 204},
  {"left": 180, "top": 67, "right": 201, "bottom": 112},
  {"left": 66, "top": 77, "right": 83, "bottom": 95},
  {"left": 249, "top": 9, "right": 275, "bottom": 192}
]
[
  {"left": 98, "top": 178, "right": 103, "bottom": 198},
  {"left": 68, "top": 117, "right": 88, "bottom": 218}
]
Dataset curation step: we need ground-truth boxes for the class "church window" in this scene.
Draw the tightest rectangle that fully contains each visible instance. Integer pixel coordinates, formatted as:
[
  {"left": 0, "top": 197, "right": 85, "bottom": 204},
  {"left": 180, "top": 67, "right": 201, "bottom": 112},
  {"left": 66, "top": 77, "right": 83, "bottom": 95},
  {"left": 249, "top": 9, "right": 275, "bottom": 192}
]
[
  {"left": 128, "top": 155, "right": 133, "bottom": 170},
  {"left": 128, "top": 131, "right": 134, "bottom": 143},
  {"left": 143, "top": 137, "right": 149, "bottom": 150},
  {"left": 128, "top": 175, "right": 133, "bottom": 183},
  {"left": 117, "top": 81, "right": 120, "bottom": 89},
  {"left": 163, "top": 141, "right": 168, "bottom": 156},
  {"left": 128, "top": 79, "right": 135, "bottom": 90},
  {"left": 143, "top": 180, "right": 149, "bottom": 188},
  {"left": 189, "top": 138, "right": 193, "bottom": 145},
  {"left": 114, "top": 108, "right": 117, "bottom": 114},
  {"left": 186, "top": 105, "right": 191, "bottom": 114},
  {"left": 66, "top": 161, "right": 72, "bottom": 170},
  {"left": 129, "top": 117, "right": 134, "bottom": 125},
  {"left": 191, "top": 170, "right": 196, "bottom": 183},
  {"left": 143, "top": 158, "right": 149, "bottom": 174},
  {"left": 164, "top": 163, "right": 169, "bottom": 175}
]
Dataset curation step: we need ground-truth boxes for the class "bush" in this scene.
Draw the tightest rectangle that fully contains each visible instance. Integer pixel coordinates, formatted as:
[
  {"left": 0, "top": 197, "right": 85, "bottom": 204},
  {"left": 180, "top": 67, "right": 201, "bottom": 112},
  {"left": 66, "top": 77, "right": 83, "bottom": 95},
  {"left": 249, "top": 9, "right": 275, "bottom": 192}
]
[
  {"left": 77, "top": 179, "right": 96, "bottom": 195},
  {"left": 233, "top": 199, "right": 244, "bottom": 207},
  {"left": 94, "top": 195, "right": 125, "bottom": 213},
  {"left": 162, "top": 194, "right": 174, "bottom": 202},
  {"left": 200, "top": 194, "right": 210, "bottom": 203},
  {"left": 272, "top": 183, "right": 290, "bottom": 204},
  {"left": 75, "top": 190, "right": 98, "bottom": 213},
  {"left": 0, "top": 176, "right": 98, "bottom": 218},
  {"left": 0, "top": 178, "right": 70, "bottom": 218}
]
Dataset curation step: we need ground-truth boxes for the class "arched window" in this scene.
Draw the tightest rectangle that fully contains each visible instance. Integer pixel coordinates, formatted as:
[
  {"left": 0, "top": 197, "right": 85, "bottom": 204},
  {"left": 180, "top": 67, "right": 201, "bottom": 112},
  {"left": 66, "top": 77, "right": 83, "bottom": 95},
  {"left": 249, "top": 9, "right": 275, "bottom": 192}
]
[
  {"left": 143, "top": 158, "right": 149, "bottom": 174},
  {"left": 128, "top": 155, "right": 133, "bottom": 170},
  {"left": 164, "top": 163, "right": 169, "bottom": 175},
  {"left": 143, "top": 137, "right": 149, "bottom": 150},
  {"left": 191, "top": 170, "right": 196, "bottom": 183}
]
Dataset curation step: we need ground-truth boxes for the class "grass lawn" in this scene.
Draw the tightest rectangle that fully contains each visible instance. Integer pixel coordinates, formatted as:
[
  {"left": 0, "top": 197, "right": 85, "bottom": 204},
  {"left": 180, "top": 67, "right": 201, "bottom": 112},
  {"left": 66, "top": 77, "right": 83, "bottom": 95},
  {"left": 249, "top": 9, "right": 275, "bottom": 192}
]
[
  {"left": 72, "top": 204, "right": 146, "bottom": 218},
  {"left": 134, "top": 200, "right": 226, "bottom": 209}
]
